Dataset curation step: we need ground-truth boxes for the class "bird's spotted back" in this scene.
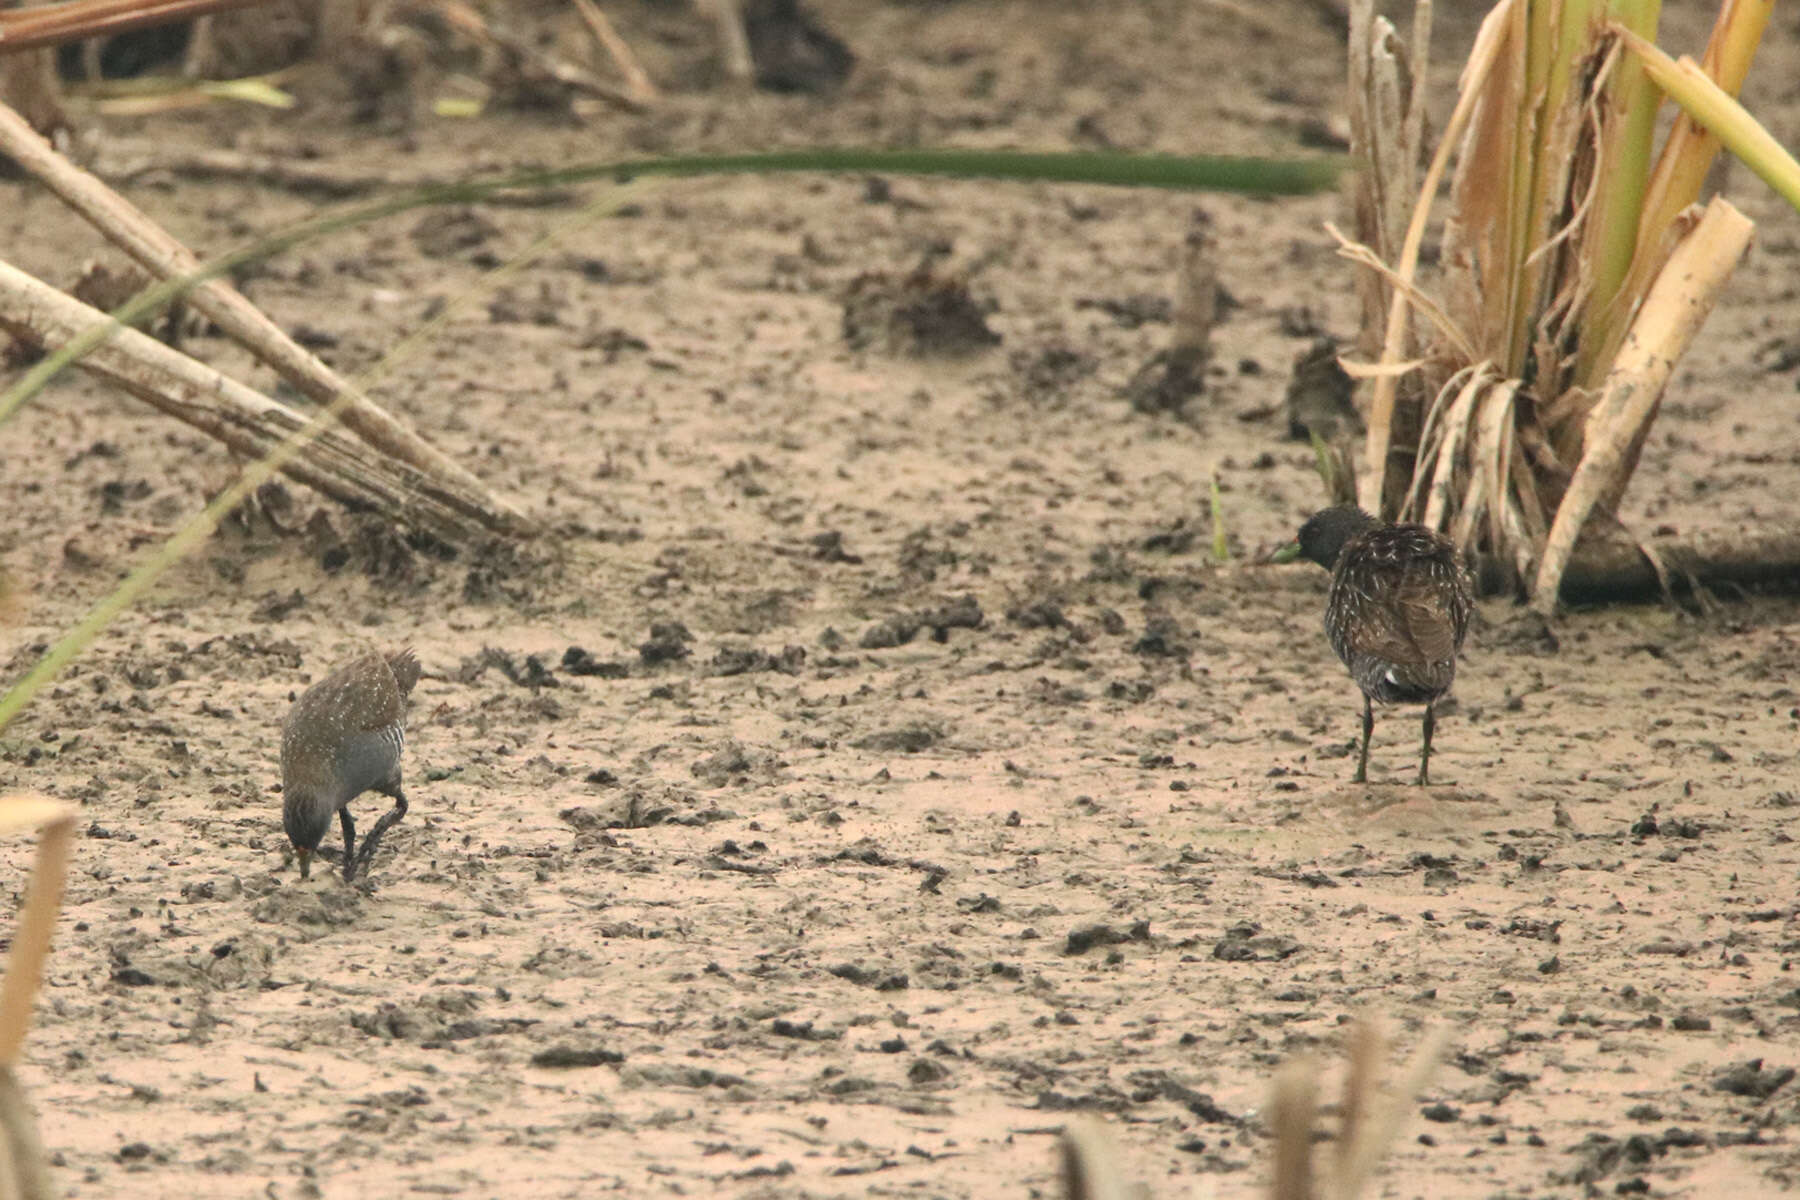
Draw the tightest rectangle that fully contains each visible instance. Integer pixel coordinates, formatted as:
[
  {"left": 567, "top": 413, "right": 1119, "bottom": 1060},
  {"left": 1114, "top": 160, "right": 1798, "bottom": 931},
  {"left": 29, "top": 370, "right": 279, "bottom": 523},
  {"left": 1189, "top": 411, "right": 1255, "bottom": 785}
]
[
  {"left": 281, "top": 649, "right": 414, "bottom": 801},
  {"left": 1325, "top": 524, "right": 1471, "bottom": 704}
]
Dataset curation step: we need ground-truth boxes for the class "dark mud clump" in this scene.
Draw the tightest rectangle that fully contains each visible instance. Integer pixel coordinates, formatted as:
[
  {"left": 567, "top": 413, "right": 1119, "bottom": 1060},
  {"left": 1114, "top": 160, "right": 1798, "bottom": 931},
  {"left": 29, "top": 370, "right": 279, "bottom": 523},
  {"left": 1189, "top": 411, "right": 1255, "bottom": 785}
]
[
  {"left": 842, "top": 268, "right": 999, "bottom": 358},
  {"left": 744, "top": 0, "right": 855, "bottom": 93}
]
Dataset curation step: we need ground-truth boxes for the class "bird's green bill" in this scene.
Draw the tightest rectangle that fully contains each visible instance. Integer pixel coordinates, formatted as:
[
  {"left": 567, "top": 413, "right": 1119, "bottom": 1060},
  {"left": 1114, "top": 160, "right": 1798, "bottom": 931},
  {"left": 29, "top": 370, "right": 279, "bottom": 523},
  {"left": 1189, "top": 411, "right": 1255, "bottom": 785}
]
[{"left": 1271, "top": 541, "right": 1302, "bottom": 564}]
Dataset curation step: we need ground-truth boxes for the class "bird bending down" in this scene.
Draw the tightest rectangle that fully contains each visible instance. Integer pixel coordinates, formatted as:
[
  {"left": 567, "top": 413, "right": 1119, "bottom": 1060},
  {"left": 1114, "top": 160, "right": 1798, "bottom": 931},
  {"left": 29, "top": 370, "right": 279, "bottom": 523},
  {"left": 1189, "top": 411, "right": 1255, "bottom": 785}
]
[
  {"left": 281, "top": 647, "right": 420, "bottom": 881},
  {"left": 1276, "top": 507, "right": 1472, "bottom": 785}
]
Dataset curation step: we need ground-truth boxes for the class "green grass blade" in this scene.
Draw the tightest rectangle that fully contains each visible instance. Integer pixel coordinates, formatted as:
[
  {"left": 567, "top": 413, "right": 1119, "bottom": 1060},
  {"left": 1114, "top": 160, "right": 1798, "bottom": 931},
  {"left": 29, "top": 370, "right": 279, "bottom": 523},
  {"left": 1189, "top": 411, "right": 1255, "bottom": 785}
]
[
  {"left": 1309, "top": 430, "right": 1339, "bottom": 498},
  {"left": 602, "top": 148, "right": 1349, "bottom": 194},
  {"left": 1579, "top": 0, "right": 1664, "bottom": 386},
  {"left": 1619, "top": 26, "right": 1800, "bottom": 214},
  {"left": 1210, "top": 472, "right": 1230, "bottom": 563}
]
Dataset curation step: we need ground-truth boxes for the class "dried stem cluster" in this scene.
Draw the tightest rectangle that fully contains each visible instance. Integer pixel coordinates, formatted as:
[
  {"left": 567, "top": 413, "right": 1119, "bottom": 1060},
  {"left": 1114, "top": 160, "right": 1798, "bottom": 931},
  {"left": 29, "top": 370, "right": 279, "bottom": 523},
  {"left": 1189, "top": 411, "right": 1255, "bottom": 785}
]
[
  {"left": 0, "top": 97, "right": 531, "bottom": 544},
  {"left": 1344, "top": 0, "right": 1788, "bottom": 613}
]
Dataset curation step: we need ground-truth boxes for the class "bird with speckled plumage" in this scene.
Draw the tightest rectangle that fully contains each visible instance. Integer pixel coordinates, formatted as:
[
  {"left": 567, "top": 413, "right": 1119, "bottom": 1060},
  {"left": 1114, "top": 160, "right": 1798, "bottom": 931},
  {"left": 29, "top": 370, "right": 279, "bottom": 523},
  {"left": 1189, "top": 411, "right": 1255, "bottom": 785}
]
[
  {"left": 281, "top": 647, "right": 419, "bottom": 881},
  {"left": 1275, "top": 506, "right": 1472, "bottom": 785}
]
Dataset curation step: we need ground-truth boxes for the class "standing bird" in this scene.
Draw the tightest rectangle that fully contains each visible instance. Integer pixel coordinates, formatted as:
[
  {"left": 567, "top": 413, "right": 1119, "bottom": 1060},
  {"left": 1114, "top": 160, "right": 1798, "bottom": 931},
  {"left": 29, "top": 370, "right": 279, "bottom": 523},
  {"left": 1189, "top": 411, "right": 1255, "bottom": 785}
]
[
  {"left": 1275, "top": 507, "right": 1472, "bottom": 785},
  {"left": 280, "top": 647, "right": 420, "bottom": 881}
]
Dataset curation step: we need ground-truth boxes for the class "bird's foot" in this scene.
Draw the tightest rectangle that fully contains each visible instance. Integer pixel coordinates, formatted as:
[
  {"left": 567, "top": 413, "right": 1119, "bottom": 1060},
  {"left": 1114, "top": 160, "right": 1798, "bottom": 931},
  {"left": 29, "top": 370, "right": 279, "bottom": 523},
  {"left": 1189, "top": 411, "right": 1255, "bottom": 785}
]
[{"left": 350, "top": 803, "right": 406, "bottom": 884}]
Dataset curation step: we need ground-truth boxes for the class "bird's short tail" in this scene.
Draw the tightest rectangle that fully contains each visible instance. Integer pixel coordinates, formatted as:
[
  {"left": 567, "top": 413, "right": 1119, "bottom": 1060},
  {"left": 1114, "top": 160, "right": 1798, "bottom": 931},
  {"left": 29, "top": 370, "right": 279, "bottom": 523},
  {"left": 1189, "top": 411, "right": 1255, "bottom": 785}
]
[
  {"left": 386, "top": 647, "right": 422, "bottom": 697},
  {"left": 1372, "top": 658, "right": 1454, "bottom": 704}
]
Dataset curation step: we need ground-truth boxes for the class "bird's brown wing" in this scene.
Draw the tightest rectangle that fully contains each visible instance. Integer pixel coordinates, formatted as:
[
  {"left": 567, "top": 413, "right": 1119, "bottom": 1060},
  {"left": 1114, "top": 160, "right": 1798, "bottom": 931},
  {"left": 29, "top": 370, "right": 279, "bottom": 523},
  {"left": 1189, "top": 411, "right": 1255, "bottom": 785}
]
[{"left": 1338, "top": 559, "right": 1462, "bottom": 668}]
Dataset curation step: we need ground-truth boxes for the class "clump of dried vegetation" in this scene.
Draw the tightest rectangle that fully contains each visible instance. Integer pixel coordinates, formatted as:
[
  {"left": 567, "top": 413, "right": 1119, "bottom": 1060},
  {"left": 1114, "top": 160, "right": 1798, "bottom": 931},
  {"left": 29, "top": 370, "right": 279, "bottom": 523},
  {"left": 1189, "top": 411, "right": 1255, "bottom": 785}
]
[
  {"left": 1339, "top": 0, "right": 1800, "bottom": 613},
  {"left": 1058, "top": 1016, "right": 1447, "bottom": 1199}
]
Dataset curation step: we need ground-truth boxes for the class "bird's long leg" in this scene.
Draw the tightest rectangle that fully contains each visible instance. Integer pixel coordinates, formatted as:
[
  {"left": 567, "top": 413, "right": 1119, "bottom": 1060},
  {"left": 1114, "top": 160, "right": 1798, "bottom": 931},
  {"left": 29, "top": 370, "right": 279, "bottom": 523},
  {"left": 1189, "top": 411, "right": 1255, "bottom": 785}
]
[
  {"left": 338, "top": 807, "right": 357, "bottom": 881},
  {"left": 351, "top": 788, "right": 409, "bottom": 881},
  {"left": 1418, "top": 702, "right": 1436, "bottom": 786},
  {"left": 1353, "top": 695, "right": 1373, "bottom": 784}
]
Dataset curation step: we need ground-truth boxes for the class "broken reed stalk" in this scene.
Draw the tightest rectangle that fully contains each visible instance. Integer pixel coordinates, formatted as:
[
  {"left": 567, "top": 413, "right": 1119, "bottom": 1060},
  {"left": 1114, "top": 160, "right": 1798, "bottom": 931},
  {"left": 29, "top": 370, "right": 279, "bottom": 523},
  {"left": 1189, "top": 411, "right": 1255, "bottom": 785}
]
[
  {"left": 1048, "top": 1016, "right": 1443, "bottom": 1200},
  {"left": 0, "top": 0, "right": 269, "bottom": 54},
  {"left": 1531, "top": 196, "right": 1753, "bottom": 614},
  {"left": 570, "top": 0, "right": 658, "bottom": 105},
  {"left": 1553, "top": 524, "right": 1800, "bottom": 601},
  {"left": 1345, "top": 0, "right": 1430, "bottom": 512},
  {"left": 1334, "top": 1017, "right": 1382, "bottom": 1178},
  {"left": 0, "top": 794, "right": 78, "bottom": 1200},
  {"left": 0, "top": 183, "right": 644, "bottom": 745},
  {"left": 0, "top": 98, "right": 535, "bottom": 540},
  {"left": 0, "top": 258, "right": 495, "bottom": 545},
  {"left": 411, "top": 0, "right": 648, "bottom": 113},
  {"left": 1357, "top": 0, "right": 1509, "bottom": 517},
  {"left": 1616, "top": 23, "right": 1800, "bottom": 212}
]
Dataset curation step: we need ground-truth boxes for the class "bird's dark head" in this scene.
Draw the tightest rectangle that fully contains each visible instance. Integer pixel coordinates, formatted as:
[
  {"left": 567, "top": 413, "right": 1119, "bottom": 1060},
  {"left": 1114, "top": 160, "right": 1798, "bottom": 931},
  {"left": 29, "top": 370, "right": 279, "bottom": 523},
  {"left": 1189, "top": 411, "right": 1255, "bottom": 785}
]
[
  {"left": 283, "top": 791, "right": 330, "bottom": 880},
  {"left": 1274, "top": 505, "right": 1381, "bottom": 570}
]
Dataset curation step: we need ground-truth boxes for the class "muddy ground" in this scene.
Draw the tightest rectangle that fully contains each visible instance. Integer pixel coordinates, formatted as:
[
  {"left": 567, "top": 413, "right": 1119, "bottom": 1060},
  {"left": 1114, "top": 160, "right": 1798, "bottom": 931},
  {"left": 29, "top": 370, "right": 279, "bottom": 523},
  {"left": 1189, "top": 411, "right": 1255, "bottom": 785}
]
[{"left": 4, "top": 1, "right": 1800, "bottom": 1196}]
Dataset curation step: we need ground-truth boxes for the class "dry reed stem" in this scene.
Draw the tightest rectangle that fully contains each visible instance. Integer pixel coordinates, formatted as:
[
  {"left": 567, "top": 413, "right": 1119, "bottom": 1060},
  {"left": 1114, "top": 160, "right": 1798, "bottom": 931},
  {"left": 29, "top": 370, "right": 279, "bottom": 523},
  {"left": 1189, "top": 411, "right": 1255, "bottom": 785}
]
[
  {"left": 1328, "top": 227, "right": 1476, "bottom": 364},
  {"left": 0, "top": 796, "right": 76, "bottom": 1069},
  {"left": 409, "top": 0, "right": 648, "bottom": 113},
  {"left": 1057, "top": 1117, "right": 1131, "bottom": 1200},
  {"left": 1346, "top": 0, "right": 1424, "bottom": 364},
  {"left": 0, "top": 99, "right": 535, "bottom": 539},
  {"left": 1331, "top": 1023, "right": 1450, "bottom": 1200},
  {"left": 1473, "top": 380, "right": 1519, "bottom": 560},
  {"left": 1413, "top": 366, "right": 1488, "bottom": 528},
  {"left": 570, "top": 0, "right": 658, "bottom": 104},
  {"left": 1530, "top": 195, "right": 1752, "bottom": 614},
  {"left": 0, "top": 794, "right": 74, "bottom": 1200},
  {"left": 1556, "top": 525, "right": 1800, "bottom": 600},
  {"left": 0, "top": 258, "right": 498, "bottom": 544},
  {"left": 703, "top": 0, "right": 753, "bottom": 84},
  {"left": 1360, "top": 0, "right": 1514, "bottom": 517},
  {"left": 0, "top": 1066, "right": 55, "bottom": 1200},
  {"left": 1333, "top": 1020, "right": 1381, "bottom": 1186},
  {"left": 1268, "top": 1056, "right": 1318, "bottom": 1200}
]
